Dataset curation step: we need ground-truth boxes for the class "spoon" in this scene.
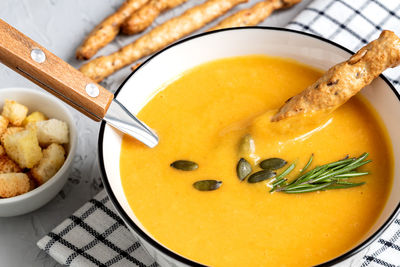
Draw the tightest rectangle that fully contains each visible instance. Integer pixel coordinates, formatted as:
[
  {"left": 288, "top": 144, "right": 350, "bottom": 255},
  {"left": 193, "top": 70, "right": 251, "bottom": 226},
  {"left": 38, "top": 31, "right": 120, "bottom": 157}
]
[{"left": 0, "top": 19, "right": 158, "bottom": 148}]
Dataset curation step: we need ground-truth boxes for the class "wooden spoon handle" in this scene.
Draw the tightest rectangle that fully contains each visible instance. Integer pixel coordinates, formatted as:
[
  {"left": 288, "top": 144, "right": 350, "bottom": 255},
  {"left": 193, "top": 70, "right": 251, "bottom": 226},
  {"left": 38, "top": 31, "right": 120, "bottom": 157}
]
[{"left": 0, "top": 19, "right": 113, "bottom": 121}]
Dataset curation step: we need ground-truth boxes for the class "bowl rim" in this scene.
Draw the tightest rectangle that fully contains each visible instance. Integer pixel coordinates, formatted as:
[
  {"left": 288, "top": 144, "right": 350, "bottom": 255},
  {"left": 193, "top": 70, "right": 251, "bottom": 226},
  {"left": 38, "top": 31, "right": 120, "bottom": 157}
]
[
  {"left": 98, "top": 26, "right": 400, "bottom": 266},
  {"left": 0, "top": 87, "right": 77, "bottom": 204}
]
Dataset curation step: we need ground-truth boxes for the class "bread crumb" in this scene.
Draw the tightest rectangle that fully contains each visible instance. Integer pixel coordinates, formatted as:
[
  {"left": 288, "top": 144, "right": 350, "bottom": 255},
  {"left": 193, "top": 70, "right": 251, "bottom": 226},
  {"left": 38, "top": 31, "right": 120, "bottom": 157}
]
[
  {"left": 31, "top": 143, "right": 65, "bottom": 185},
  {"left": 1, "top": 127, "right": 24, "bottom": 144},
  {"left": 2, "top": 99, "right": 28, "bottom": 126},
  {"left": 3, "top": 129, "right": 43, "bottom": 168},
  {"left": 36, "top": 119, "right": 69, "bottom": 146},
  {"left": 0, "top": 173, "right": 30, "bottom": 198},
  {"left": 0, "top": 115, "right": 9, "bottom": 136},
  {"left": 0, "top": 154, "right": 21, "bottom": 173},
  {"left": 22, "top": 111, "right": 47, "bottom": 126}
]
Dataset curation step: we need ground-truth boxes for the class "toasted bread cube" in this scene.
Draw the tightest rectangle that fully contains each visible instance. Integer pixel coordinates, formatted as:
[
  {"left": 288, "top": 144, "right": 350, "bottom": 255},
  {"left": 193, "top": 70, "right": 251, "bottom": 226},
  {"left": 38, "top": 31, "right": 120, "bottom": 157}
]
[
  {"left": 0, "top": 155, "right": 21, "bottom": 173},
  {"left": 3, "top": 129, "right": 42, "bottom": 168},
  {"left": 0, "top": 116, "right": 9, "bottom": 136},
  {"left": 22, "top": 111, "right": 47, "bottom": 126},
  {"left": 31, "top": 143, "right": 65, "bottom": 185},
  {"left": 1, "top": 127, "right": 24, "bottom": 144},
  {"left": 25, "top": 122, "right": 35, "bottom": 130},
  {"left": 28, "top": 178, "right": 36, "bottom": 191},
  {"left": 0, "top": 173, "right": 30, "bottom": 198},
  {"left": 36, "top": 119, "right": 69, "bottom": 146},
  {"left": 2, "top": 100, "right": 28, "bottom": 126}
]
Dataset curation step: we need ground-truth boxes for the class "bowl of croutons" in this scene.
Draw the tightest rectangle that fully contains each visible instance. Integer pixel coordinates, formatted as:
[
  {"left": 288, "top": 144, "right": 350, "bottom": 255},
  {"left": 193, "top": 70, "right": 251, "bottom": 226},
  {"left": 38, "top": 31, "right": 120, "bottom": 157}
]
[{"left": 0, "top": 87, "right": 77, "bottom": 217}]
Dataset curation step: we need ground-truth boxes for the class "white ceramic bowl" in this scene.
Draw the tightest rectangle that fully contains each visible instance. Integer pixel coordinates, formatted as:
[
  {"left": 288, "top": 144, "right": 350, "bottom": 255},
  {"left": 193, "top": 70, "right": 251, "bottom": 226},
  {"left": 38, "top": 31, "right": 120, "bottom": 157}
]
[
  {"left": 0, "top": 88, "right": 77, "bottom": 217},
  {"left": 99, "top": 27, "right": 400, "bottom": 266}
]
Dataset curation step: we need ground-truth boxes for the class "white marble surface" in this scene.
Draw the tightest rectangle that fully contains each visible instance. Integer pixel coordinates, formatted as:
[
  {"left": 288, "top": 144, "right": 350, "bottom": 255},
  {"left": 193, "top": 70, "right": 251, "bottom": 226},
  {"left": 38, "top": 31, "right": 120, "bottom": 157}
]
[{"left": 0, "top": 0, "right": 312, "bottom": 266}]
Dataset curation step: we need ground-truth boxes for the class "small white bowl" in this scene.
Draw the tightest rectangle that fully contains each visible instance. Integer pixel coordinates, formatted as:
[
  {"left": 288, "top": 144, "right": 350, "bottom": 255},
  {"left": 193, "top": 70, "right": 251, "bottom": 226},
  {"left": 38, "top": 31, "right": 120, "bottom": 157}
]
[{"left": 0, "top": 87, "right": 77, "bottom": 217}]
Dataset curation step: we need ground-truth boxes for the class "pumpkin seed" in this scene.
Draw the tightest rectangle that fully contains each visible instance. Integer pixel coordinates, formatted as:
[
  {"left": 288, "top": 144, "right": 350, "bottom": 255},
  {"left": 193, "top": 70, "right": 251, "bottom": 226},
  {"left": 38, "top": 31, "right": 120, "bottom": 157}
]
[
  {"left": 236, "top": 158, "right": 252, "bottom": 181},
  {"left": 259, "top": 158, "right": 287, "bottom": 170},
  {"left": 193, "top": 180, "right": 222, "bottom": 191},
  {"left": 247, "top": 170, "right": 276, "bottom": 183},
  {"left": 170, "top": 160, "right": 198, "bottom": 171},
  {"left": 238, "top": 134, "right": 255, "bottom": 156}
]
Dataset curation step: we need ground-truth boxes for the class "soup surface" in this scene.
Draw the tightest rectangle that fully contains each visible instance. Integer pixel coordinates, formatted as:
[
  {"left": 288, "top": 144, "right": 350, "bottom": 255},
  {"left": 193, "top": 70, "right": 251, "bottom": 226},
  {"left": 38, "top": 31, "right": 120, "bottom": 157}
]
[{"left": 120, "top": 55, "right": 393, "bottom": 266}]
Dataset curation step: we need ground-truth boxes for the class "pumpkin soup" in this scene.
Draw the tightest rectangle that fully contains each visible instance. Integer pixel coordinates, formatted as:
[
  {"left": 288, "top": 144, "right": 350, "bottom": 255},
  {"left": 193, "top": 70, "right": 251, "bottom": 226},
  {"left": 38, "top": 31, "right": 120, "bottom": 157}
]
[{"left": 120, "top": 55, "right": 393, "bottom": 266}]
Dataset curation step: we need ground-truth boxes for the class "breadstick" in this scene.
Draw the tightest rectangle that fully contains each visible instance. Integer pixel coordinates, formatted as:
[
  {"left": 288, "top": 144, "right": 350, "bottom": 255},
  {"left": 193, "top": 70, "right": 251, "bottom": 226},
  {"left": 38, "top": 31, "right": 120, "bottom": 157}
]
[
  {"left": 121, "top": 0, "right": 188, "bottom": 35},
  {"left": 210, "top": 0, "right": 301, "bottom": 30},
  {"left": 76, "top": 0, "right": 149, "bottom": 60},
  {"left": 271, "top": 30, "right": 400, "bottom": 122},
  {"left": 80, "top": 0, "right": 248, "bottom": 82}
]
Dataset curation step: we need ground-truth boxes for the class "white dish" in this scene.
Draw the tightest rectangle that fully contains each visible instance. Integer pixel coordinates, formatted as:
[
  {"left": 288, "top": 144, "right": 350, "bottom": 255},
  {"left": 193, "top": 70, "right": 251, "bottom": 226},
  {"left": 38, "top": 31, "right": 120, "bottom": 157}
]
[
  {"left": 99, "top": 27, "right": 400, "bottom": 266},
  {"left": 0, "top": 88, "right": 77, "bottom": 217}
]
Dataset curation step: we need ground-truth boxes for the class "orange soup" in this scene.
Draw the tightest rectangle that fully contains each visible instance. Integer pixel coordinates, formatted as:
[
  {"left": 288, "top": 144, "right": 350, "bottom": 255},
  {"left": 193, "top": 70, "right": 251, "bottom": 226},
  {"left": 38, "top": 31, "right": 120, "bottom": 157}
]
[{"left": 120, "top": 55, "right": 393, "bottom": 266}]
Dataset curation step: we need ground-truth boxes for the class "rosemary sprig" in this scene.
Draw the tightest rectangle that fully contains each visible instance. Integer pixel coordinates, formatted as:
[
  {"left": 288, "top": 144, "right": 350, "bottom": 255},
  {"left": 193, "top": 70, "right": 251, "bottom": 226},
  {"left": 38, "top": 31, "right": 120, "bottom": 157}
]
[{"left": 272, "top": 153, "right": 371, "bottom": 194}]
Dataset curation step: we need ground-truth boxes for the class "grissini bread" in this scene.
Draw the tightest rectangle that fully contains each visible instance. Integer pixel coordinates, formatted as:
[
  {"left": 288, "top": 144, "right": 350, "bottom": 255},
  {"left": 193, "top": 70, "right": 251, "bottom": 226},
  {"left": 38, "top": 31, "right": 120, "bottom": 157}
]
[
  {"left": 76, "top": 0, "right": 149, "bottom": 60},
  {"left": 121, "top": 0, "right": 188, "bottom": 35},
  {"left": 209, "top": 0, "right": 301, "bottom": 30},
  {"left": 271, "top": 30, "right": 400, "bottom": 122},
  {"left": 80, "top": 0, "right": 248, "bottom": 82}
]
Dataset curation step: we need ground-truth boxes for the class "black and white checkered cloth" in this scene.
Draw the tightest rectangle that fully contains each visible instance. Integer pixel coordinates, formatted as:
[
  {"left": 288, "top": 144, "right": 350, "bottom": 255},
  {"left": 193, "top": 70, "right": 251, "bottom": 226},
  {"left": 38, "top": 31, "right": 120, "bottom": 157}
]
[
  {"left": 37, "top": 190, "right": 157, "bottom": 267},
  {"left": 38, "top": 0, "right": 400, "bottom": 266}
]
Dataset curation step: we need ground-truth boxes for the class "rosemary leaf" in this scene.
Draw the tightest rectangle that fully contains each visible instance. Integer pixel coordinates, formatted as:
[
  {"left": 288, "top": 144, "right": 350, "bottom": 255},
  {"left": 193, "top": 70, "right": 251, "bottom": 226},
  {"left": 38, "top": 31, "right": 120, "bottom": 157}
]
[
  {"left": 334, "top": 172, "right": 369, "bottom": 178},
  {"left": 274, "top": 162, "right": 296, "bottom": 183},
  {"left": 283, "top": 182, "right": 334, "bottom": 194},
  {"left": 299, "top": 154, "right": 313, "bottom": 174},
  {"left": 274, "top": 153, "right": 370, "bottom": 194},
  {"left": 269, "top": 162, "right": 296, "bottom": 192},
  {"left": 326, "top": 182, "right": 366, "bottom": 190}
]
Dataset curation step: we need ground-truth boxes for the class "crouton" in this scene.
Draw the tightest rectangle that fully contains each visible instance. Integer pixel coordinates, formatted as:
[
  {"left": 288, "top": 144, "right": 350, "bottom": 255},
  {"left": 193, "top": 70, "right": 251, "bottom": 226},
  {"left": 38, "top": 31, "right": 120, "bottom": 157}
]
[
  {"left": 0, "top": 145, "right": 5, "bottom": 156},
  {"left": 28, "top": 178, "right": 36, "bottom": 191},
  {"left": 0, "top": 116, "right": 9, "bottom": 136},
  {"left": 3, "top": 129, "right": 42, "bottom": 168},
  {"left": 36, "top": 119, "right": 69, "bottom": 146},
  {"left": 31, "top": 143, "right": 65, "bottom": 185},
  {"left": 2, "top": 99, "right": 28, "bottom": 126},
  {"left": 0, "top": 173, "right": 30, "bottom": 198},
  {"left": 22, "top": 111, "right": 47, "bottom": 126},
  {"left": 1, "top": 127, "right": 24, "bottom": 144},
  {"left": 0, "top": 155, "right": 21, "bottom": 173},
  {"left": 25, "top": 122, "right": 36, "bottom": 131}
]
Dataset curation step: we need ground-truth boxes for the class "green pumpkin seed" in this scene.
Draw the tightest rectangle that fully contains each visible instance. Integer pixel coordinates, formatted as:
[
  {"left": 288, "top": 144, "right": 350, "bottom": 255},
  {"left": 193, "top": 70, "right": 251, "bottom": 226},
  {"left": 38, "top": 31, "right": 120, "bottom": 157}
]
[
  {"left": 193, "top": 180, "right": 222, "bottom": 191},
  {"left": 259, "top": 158, "right": 287, "bottom": 170},
  {"left": 247, "top": 170, "right": 276, "bottom": 183},
  {"left": 238, "top": 134, "right": 255, "bottom": 157},
  {"left": 170, "top": 160, "right": 198, "bottom": 171},
  {"left": 236, "top": 158, "right": 252, "bottom": 181}
]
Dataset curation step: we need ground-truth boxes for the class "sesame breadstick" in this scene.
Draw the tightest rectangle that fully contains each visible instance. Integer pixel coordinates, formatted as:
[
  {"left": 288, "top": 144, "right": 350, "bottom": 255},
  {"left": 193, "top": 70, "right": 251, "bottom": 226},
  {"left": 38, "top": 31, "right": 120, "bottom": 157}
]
[
  {"left": 209, "top": 0, "right": 301, "bottom": 30},
  {"left": 121, "top": 0, "right": 188, "bottom": 35},
  {"left": 271, "top": 30, "right": 400, "bottom": 122},
  {"left": 76, "top": 0, "right": 149, "bottom": 60},
  {"left": 80, "top": 0, "right": 248, "bottom": 82}
]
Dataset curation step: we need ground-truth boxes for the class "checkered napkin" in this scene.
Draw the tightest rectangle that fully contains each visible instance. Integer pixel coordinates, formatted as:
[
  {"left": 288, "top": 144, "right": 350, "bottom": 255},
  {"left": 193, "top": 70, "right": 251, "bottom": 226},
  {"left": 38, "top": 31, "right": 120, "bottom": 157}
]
[
  {"left": 38, "top": 0, "right": 400, "bottom": 266},
  {"left": 37, "top": 190, "right": 157, "bottom": 267}
]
